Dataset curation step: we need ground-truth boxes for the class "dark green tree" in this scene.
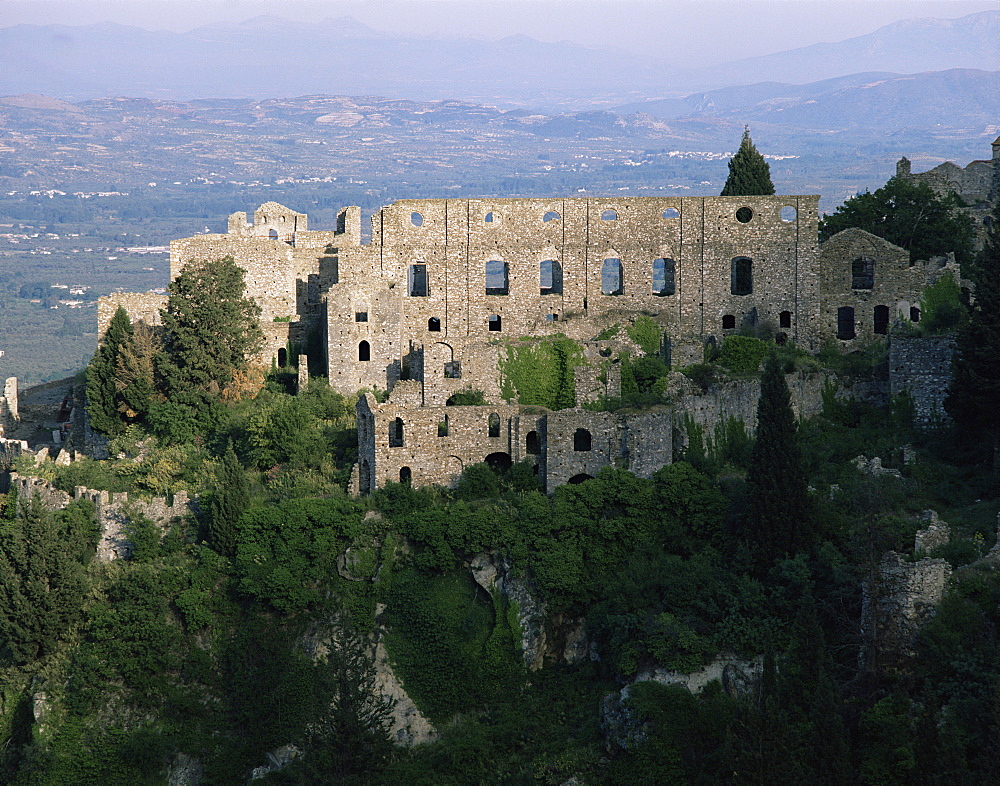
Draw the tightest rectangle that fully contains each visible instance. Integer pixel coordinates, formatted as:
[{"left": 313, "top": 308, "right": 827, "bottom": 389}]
[
  {"left": 744, "top": 353, "right": 811, "bottom": 568},
  {"left": 0, "top": 498, "right": 97, "bottom": 665},
  {"left": 720, "top": 127, "right": 775, "bottom": 197},
  {"left": 208, "top": 445, "right": 249, "bottom": 558},
  {"left": 946, "top": 199, "right": 1000, "bottom": 471},
  {"left": 114, "top": 321, "right": 161, "bottom": 425},
  {"left": 85, "top": 306, "right": 133, "bottom": 435},
  {"left": 158, "top": 256, "right": 263, "bottom": 397},
  {"left": 819, "top": 176, "right": 976, "bottom": 265}
]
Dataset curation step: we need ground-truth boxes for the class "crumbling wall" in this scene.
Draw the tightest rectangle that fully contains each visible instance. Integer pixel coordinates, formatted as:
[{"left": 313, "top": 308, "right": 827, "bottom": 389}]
[
  {"left": 861, "top": 551, "right": 951, "bottom": 667},
  {"left": 889, "top": 334, "right": 956, "bottom": 427},
  {"left": 12, "top": 474, "right": 190, "bottom": 561},
  {"left": 97, "top": 293, "right": 166, "bottom": 338},
  {"left": 0, "top": 377, "right": 18, "bottom": 436}
]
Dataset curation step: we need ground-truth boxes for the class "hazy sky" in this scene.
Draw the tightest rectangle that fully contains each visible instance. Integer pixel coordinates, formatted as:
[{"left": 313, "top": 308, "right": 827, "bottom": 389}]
[{"left": 2, "top": 0, "right": 997, "bottom": 65}]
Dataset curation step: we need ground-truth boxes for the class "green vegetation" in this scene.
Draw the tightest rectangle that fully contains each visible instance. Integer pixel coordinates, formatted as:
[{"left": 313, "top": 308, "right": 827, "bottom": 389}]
[
  {"left": 499, "top": 335, "right": 584, "bottom": 409},
  {"left": 819, "top": 175, "right": 976, "bottom": 265},
  {"left": 720, "top": 127, "right": 775, "bottom": 197}
]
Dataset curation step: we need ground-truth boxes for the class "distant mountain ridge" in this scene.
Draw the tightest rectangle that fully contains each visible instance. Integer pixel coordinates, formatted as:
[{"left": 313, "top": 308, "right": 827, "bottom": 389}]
[{"left": 0, "top": 11, "right": 997, "bottom": 108}]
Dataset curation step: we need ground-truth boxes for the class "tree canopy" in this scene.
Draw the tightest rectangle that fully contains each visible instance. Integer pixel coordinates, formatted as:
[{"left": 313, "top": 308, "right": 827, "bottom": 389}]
[
  {"left": 720, "top": 127, "right": 775, "bottom": 197},
  {"left": 946, "top": 199, "right": 1000, "bottom": 470},
  {"left": 157, "top": 256, "right": 263, "bottom": 397},
  {"left": 85, "top": 306, "right": 133, "bottom": 436},
  {"left": 819, "top": 176, "right": 975, "bottom": 266}
]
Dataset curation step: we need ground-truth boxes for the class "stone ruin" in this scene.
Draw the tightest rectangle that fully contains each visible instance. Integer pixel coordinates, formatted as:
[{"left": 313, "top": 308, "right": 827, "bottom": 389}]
[{"left": 96, "top": 179, "right": 967, "bottom": 492}]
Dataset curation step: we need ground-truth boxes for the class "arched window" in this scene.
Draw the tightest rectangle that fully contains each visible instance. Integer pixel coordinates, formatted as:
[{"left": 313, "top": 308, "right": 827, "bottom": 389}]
[
  {"left": 488, "top": 412, "right": 500, "bottom": 438},
  {"left": 874, "top": 305, "right": 889, "bottom": 334},
  {"left": 910, "top": 306, "right": 920, "bottom": 323},
  {"left": 662, "top": 207, "right": 679, "bottom": 219},
  {"left": 601, "top": 258, "right": 623, "bottom": 295},
  {"left": 731, "top": 257, "right": 753, "bottom": 295},
  {"left": 722, "top": 314, "right": 736, "bottom": 330},
  {"left": 486, "top": 260, "right": 509, "bottom": 295},
  {"left": 268, "top": 228, "right": 279, "bottom": 239},
  {"left": 399, "top": 466, "right": 412, "bottom": 484},
  {"left": 543, "top": 211, "right": 560, "bottom": 223},
  {"left": 852, "top": 257, "right": 874, "bottom": 290},
  {"left": 389, "top": 417, "right": 404, "bottom": 447},
  {"left": 428, "top": 317, "right": 441, "bottom": 332},
  {"left": 837, "top": 307, "right": 856, "bottom": 340},
  {"left": 488, "top": 314, "right": 502, "bottom": 332},
  {"left": 277, "top": 347, "right": 287, "bottom": 367},
  {"left": 652, "top": 258, "right": 675, "bottom": 296},
  {"left": 779, "top": 311, "right": 792, "bottom": 329},
  {"left": 601, "top": 209, "right": 618, "bottom": 221},
  {"left": 540, "top": 259, "right": 563, "bottom": 295},
  {"left": 410, "top": 212, "right": 423, "bottom": 227},
  {"left": 358, "top": 341, "right": 370, "bottom": 361},
  {"left": 573, "top": 428, "right": 592, "bottom": 452},
  {"left": 526, "top": 430, "right": 541, "bottom": 455}
]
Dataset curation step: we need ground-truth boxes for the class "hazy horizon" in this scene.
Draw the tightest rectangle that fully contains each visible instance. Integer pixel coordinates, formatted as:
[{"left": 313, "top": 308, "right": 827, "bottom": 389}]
[{"left": 2, "top": 0, "right": 997, "bottom": 68}]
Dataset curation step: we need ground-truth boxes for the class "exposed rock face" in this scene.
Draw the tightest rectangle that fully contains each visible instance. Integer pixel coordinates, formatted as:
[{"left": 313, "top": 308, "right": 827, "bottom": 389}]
[
  {"left": 601, "top": 654, "right": 763, "bottom": 750},
  {"left": 470, "top": 550, "right": 588, "bottom": 671},
  {"left": 248, "top": 744, "right": 300, "bottom": 782},
  {"left": 372, "top": 628, "right": 438, "bottom": 746},
  {"left": 166, "top": 753, "right": 203, "bottom": 786}
]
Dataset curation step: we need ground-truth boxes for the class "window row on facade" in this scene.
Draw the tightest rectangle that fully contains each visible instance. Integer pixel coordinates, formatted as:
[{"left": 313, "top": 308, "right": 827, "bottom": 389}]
[
  {"left": 385, "top": 415, "right": 595, "bottom": 454},
  {"left": 836, "top": 304, "right": 920, "bottom": 340},
  {"left": 405, "top": 205, "right": 798, "bottom": 228},
  {"left": 405, "top": 257, "right": 762, "bottom": 298}
]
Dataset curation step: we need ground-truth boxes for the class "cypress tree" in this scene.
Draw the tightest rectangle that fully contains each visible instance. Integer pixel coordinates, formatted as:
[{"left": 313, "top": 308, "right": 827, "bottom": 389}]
[
  {"left": 744, "top": 353, "right": 811, "bottom": 567},
  {"left": 208, "top": 445, "right": 248, "bottom": 558},
  {"left": 721, "top": 126, "right": 776, "bottom": 197},
  {"left": 946, "top": 199, "right": 1000, "bottom": 472},
  {"left": 85, "top": 306, "right": 133, "bottom": 435}
]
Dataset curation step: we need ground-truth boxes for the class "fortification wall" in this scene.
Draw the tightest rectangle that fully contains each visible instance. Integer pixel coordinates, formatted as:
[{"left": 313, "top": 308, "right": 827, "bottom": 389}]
[
  {"left": 12, "top": 474, "right": 190, "bottom": 561},
  {"left": 889, "top": 334, "right": 956, "bottom": 427}
]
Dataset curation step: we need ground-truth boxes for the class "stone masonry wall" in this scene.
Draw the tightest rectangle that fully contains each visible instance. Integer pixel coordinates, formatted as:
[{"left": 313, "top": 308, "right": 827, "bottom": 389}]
[
  {"left": 12, "top": 474, "right": 190, "bottom": 561},
  {"left": 328, "top": 195, "right": 820, "bottom": 395},
  {"left": 0, "top": 377, "right": 18, "bottom": 437},
  {"left": 97, "top": 293, "right": 167, "bottom": 338},
  {"left": 888, "top": 334, "right": 956, "bottom": 427}
]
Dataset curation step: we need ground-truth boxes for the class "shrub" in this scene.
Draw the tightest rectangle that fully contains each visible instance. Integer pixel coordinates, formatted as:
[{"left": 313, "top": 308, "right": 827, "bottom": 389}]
[{"left": 717, "top": 335, "right": 770, "bottom": 374}]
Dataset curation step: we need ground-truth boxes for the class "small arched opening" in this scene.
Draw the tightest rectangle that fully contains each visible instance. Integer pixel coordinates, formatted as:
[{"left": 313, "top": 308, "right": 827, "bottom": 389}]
[
  {"left": 485, "top": 452, "right": 513, "bottom": 473},
  {"left": 428, "top": 317, "right": 441, "bottom": 332},
  {"left": 722, "top": 314, "right": 736, "bottom": 330},
  {"left": 358, "top": 341, "right": 370, "bottom": 362},
  {"left": 568, "top": 473, "right": 594, "bottom": 485},
  {"left": 488, "top": 412, "right": 501, "bottom": 438},
  {"left": 268, "top": 228, "right": 279, "bottom": 239},
  {"left": 277, "top": 347, "right": 287, "bottom": 367},
  {"left": 526, "top": 430, "right": 541, "bottom": 455},
  {"left": 573, "top": 428, "right": 592, "bottom": 452},
  {"left": 779, "top": 310, "right": 792, "bottom": 329},
  {"left": 399, "top": 466, "right": 412, "bottom": 484},
  {"left": 910, "top": 306, "right": 921, "bottom": 323}
]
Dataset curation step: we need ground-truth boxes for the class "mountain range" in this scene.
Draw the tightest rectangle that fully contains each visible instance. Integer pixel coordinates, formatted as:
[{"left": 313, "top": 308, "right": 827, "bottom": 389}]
[{"left": 1, "top": 11, "right": 997, "bottom": 109}]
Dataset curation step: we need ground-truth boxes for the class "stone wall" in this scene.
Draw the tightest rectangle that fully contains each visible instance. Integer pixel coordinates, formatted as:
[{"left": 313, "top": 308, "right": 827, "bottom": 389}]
[
  {"left": 888, "top": 334, "right": 956, "bottom": 427},
  {"left": 329, "top": 195, "right": 820, "bottom": 395},
  {"left": 0, "top": 377, "right": 17, "bottom": 436},
  {"left": 12, "top": 474, "right": 190, "bottom": 561},
  {"left": 97, "top": 293, "right": 166, "bottom": 337}
]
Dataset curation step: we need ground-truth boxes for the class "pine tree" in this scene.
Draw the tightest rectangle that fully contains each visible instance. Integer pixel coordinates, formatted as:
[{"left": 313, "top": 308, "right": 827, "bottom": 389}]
[
  {"left": 158, "top": 256, "right": 263, "bottom": 397},
  {"left": 946, "top": 199, "right": 1000, "bottom": 472},
  {"left": 114, "top": 321, "right": 161, "bottom": 424},
  {"left": 744, "top": 353, "right": 811, "bottom": 568},
  {"left": 721, "top": 126, "right": 775, "bottom": 197},
  {"left": 85, "top": 306, "right": 133, "bottom": 435},
  {"left": 208, "top": 445, "right": 248, "bottom": 558}
]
